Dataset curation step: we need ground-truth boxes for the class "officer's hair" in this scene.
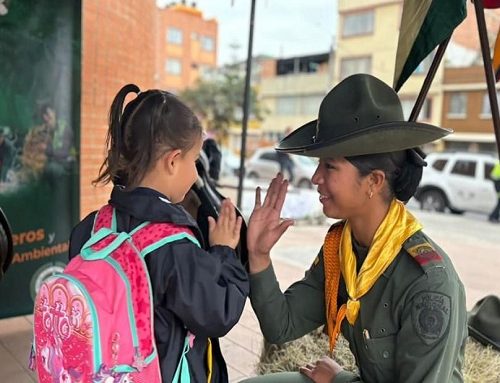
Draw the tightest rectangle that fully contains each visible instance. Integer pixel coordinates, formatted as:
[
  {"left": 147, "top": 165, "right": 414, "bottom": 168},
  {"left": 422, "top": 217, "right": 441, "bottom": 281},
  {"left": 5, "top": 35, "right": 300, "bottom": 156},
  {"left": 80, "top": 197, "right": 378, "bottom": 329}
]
[{"left": 346, "top": 150, "right": 423, "bottom": 203}]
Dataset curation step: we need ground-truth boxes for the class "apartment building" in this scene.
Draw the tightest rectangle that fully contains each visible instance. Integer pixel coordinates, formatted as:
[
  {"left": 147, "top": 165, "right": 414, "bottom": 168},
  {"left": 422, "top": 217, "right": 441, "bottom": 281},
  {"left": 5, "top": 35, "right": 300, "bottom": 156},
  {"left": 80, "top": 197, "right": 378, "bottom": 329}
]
[
  {"left": 157, "top": 2, "right": 217, "bottom": 92},
  {"left": 336, "top": 0, "right": 441, "bottom": 131}
]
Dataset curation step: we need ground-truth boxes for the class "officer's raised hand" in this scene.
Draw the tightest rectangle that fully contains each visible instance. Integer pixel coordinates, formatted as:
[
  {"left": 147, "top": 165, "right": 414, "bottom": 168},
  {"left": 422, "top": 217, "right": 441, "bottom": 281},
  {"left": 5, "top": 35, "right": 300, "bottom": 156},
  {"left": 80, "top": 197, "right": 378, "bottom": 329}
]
[{"left": 247, "top": 173, "right": 294, "bottom": 273}]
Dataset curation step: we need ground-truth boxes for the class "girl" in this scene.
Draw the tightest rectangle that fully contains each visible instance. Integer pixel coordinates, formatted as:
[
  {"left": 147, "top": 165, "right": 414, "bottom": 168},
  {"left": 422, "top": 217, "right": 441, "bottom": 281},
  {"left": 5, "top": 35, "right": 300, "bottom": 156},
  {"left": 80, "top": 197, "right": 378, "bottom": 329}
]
[
  {"left": 244, "top": 74, "right": 467, "bottom": 383},
  {"left": 69, "top": 84, "right": 249, "bottom": 382}
]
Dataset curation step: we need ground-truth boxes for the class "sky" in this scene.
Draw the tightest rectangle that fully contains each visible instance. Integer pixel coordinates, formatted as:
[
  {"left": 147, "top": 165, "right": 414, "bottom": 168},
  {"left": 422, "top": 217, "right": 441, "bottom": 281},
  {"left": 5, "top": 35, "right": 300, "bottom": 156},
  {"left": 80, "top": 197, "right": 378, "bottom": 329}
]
[{"left": 157, "top": 0, "right": 337, "bottom": 65}]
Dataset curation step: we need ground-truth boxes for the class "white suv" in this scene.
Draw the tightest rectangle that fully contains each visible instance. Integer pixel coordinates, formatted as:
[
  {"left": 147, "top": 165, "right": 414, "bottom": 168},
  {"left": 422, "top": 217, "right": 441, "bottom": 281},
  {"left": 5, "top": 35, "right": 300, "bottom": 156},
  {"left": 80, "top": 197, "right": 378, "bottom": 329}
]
[{"left": 415, "top": 152, "right": 497, "bottom": 215}]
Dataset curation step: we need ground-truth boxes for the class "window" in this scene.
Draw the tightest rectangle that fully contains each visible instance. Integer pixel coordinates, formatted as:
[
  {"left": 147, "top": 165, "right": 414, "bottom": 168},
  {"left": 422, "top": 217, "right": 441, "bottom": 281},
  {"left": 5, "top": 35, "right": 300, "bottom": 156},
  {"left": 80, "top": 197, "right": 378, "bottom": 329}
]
[
  {"left": 260, "top": 152, "right": 278, "bottom": 162},
  {"left": 342, "top": 10, "right": 374, "bottom": 37},
  {"left": 480, "top": 92, "right": 500, "bottom": 117},
  {"left": 448, "top": 93, "right": 467, "bottom": 118},
  {"left": 276, "top": 96, "right": 298, "bottom": 115},
  {"left": 431, "top": 159, "right": 448, "bottom": 172},
  {"left": 201, "top": 36, "right": 214, "bottom": 51},
  {"left": 301, "top": 95, "right": 323, "bottom": 115},
  {"left": 340, "top": 57, "right": 371, "bottom": 80},
  {"left": 451, "top": 160, "right": 476, "bottom": 177},
  {"left": 165, "top": 58, "right": 181, "bottom": 75},
  {"left": 167, "top": 27, "right": 183, "bottom": 44}
]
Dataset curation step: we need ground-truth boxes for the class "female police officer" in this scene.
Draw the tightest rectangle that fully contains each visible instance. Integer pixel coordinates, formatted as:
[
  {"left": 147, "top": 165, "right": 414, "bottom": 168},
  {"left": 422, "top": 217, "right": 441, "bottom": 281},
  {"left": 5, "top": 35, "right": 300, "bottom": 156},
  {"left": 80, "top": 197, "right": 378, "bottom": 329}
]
[{"left": 244, "top": 74, "right": 467, "bottom": 383}]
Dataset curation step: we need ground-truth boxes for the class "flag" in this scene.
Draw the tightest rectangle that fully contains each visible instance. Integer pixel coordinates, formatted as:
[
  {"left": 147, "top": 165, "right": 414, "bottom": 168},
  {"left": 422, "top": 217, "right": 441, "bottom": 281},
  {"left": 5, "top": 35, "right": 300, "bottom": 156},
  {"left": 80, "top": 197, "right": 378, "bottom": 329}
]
[
  {"left": 483, "top": 0, "right": 500, "bottom": 9},
  {"left": 394, "top": 0, "right": 467, "bottom": 92},
  {"left": 493, "top": 27, "right": 500, "bottom": 81}
]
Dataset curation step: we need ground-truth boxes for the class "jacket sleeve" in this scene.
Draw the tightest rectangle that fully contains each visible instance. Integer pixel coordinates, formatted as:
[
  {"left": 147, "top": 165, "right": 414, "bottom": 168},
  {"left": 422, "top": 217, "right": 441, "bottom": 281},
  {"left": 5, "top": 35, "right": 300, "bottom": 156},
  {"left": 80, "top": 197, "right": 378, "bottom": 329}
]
[
  {"left": 147, "top": 240, "right": 249, "bottom": 338},
  {"left": 249, "top": 250, "right": 326, "bottom": 345}
]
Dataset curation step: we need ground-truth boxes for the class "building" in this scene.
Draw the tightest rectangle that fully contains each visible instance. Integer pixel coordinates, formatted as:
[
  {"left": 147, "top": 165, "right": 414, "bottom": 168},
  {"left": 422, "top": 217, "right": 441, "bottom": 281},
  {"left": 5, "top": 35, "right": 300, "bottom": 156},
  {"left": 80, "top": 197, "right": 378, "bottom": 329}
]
[
  {"left": 257, "top": 52, "right": 333, "bottom": 144},
  {"left": 336, "top": 0, "right": 442, "bottom": 136},
  {"left": 335, "top": 0, "right": 500, "bottom": 154},
  {"left": 157, "top": 2, "right": 217, "bottom": 93}
]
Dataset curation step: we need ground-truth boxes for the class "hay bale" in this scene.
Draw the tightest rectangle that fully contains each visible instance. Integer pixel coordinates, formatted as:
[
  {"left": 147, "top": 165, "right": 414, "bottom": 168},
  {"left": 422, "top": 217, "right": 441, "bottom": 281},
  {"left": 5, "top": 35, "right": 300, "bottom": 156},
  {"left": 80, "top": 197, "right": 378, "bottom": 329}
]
[{"left": 257, "top": 330, "right": 500, "bottom": 382}]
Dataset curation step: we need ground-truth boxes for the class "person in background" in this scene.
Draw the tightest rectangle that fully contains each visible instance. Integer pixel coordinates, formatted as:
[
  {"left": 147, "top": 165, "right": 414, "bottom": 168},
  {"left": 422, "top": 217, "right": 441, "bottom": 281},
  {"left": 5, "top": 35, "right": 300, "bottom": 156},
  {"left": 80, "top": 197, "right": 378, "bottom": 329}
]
[
  {"left": 243, "top": 74, "right": 467, "bottom": 383},
  {"left": 203, "top": 130, "right": 223, "bottom": 182},
  {"left": 488, "top": 160, "right": 500, "bottom": 223}
]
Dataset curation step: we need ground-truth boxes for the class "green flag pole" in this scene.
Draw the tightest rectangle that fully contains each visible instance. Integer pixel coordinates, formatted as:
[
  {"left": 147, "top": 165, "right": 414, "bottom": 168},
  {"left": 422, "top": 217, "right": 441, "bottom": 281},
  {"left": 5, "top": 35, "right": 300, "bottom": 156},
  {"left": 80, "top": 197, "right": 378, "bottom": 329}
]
[
  {"left": 474, "top": 0, "right": 500, "bottom": 158},
  {"left": 409, "top": 37, "right": 450, "bottom": 122}
]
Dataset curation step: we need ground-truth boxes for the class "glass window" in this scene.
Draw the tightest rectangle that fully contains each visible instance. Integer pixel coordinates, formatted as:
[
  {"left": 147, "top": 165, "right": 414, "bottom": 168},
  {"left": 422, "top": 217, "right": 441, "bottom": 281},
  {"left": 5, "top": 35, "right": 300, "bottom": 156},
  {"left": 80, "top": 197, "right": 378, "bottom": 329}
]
[
  {"left": 165, "top": 58, "right": 182, "bottom": 75},
  {"left": 167, "top": 27, "right": 183, "bottom": 45},
  {"left": 451, "top": 160, "right": 476, "bottom": 177},
  {"left": 201, "top": 36, "right": 214, "bottom": 51},
  {"left": 276, "top": 96, "right": 298, "bottom": 115},
  {"left": 448, "top": 93, "right": 467, "bottom": 117},
  {"left": 432, "top": 159, "right": 448, "bottom": 172},
  {"left": 301, "top": 95, "right": 323, "bottom": 115},
  {"left": 260, "top": 152, "right": 278, "bottom": 162},
  {"left": 343, "top": 10, "right": 374, "bottom": 37},
  {"left": 340, "top": 57, "right": 371, "bottom": 80},
  {"left": 480, "top": 92, "right": 500, "bottom": 116}
]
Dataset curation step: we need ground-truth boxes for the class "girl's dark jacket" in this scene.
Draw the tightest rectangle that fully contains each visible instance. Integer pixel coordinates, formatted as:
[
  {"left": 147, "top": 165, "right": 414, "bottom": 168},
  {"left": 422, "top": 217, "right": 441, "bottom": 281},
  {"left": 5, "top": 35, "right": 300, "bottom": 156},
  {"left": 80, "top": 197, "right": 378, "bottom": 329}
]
[{"left": 69, "top": 186, "right": 250, "bottom": 382}]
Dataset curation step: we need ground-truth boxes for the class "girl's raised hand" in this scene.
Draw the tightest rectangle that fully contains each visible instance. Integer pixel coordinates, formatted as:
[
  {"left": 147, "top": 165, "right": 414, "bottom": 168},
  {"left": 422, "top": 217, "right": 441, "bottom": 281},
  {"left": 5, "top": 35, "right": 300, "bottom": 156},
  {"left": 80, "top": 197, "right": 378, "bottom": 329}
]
[
  {"left": 207, "top": 198, "right": 242, "bottom": 249},
  {"left": 247, "top": 173, "right": 294, "bottom": 273}
]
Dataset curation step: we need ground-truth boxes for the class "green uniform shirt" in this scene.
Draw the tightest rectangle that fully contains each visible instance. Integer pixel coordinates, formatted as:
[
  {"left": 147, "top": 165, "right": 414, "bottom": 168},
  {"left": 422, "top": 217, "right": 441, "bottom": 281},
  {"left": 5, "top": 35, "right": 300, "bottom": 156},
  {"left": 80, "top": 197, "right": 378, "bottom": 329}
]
[{"left": 249, "top": 230, "right": 467, "bottom": 383}]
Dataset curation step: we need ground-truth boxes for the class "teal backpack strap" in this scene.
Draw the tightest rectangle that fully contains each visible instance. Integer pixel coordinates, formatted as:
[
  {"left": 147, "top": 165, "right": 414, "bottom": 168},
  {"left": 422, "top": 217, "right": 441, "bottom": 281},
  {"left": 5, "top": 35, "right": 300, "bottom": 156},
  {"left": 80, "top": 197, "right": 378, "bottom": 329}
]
[
  {"left": 91, "top": 204, "right": 117, "bottom": 234},
  {"left": 130, "top": 222, "right": 201, "bottom": 258},
  {"left": 172, "top": 332, "right": 195, "bottom": 383}
]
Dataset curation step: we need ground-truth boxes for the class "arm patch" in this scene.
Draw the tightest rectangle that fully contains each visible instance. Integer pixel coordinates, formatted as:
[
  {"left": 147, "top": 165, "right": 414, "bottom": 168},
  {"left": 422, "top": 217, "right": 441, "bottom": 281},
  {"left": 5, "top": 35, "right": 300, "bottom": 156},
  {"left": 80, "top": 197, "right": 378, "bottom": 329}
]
[{"left": 412, "top": 291, "right": 451, "bottom": 345}]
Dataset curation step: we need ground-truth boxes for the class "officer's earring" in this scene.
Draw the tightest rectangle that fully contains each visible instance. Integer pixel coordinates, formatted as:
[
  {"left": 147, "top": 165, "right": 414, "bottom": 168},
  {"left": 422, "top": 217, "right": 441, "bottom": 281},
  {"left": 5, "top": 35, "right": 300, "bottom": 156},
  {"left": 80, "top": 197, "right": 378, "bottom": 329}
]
[{"left": 369, "top": 190, "right": 373, "bottom": 199}]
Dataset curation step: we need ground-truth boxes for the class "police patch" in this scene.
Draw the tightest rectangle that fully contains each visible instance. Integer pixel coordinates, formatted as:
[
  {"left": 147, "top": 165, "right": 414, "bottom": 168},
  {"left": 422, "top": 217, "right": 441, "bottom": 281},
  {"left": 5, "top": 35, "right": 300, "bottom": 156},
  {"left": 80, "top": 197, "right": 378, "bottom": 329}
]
[{"left": 412, "top": 292, "right": 451, "bottom": 345}]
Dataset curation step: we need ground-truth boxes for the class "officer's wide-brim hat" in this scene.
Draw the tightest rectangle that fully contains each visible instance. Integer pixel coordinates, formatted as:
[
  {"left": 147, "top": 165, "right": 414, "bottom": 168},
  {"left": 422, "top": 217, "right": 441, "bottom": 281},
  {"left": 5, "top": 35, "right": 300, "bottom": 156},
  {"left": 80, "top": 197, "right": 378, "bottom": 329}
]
[
  {"left": 468, "top": 295, "right": 500, "bottom": 350},
  {"left": 276, "top": 74, "right": 452, "bottom": 158}
]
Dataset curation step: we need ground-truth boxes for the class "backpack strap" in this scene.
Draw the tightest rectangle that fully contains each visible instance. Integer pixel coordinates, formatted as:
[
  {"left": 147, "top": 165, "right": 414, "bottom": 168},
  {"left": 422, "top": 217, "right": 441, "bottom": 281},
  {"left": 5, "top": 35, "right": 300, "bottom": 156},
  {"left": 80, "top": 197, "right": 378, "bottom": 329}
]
[
  {"left": 129, "top": 221, "right": 201, "bottom": 257},
  {"left": 92, "top": 204, "right": 117, "bottom": 234}
]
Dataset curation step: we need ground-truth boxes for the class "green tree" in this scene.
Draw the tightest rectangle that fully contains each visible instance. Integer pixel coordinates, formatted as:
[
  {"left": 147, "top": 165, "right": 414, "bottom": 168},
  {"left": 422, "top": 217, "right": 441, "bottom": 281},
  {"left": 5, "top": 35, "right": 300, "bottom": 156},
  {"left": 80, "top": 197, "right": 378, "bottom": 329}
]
[{"left": 180, "top": 69, "right": 266, "bottom": 134}]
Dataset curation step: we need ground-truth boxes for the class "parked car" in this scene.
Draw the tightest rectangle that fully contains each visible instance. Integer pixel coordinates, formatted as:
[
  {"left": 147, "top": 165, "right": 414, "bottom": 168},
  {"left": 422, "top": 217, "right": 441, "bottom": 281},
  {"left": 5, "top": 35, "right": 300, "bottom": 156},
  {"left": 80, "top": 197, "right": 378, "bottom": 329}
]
[
  {"left": 245, "top": 147, "right": 317, "bottom": 188},
  {"left": 414, "top": 151, "right": 497, "bottom": 215}
]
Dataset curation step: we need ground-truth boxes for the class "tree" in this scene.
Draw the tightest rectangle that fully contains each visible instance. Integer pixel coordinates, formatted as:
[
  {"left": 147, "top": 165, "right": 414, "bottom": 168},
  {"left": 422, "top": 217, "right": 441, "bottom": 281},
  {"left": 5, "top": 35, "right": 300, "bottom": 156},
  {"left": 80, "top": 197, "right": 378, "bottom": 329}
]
[{"left": 180, "top": 69, "right": 266, "bottom": 134}]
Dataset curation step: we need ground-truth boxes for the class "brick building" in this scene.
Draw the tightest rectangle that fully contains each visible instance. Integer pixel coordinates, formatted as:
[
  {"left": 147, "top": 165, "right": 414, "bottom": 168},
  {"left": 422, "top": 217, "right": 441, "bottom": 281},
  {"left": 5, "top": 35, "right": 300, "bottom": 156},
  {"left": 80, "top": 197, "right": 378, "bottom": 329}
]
[
  {"left": 157, "top": 2, "right": 217, "bottom": 93},
  {"left": 81, "top": 0, "right": 157, "bottom": 217}
]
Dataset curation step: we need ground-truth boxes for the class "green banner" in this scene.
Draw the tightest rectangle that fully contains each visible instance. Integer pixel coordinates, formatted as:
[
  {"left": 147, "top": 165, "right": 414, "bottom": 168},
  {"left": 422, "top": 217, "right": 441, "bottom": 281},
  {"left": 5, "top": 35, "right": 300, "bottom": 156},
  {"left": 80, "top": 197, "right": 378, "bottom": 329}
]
[{"left": 0, "top": 0, "right": 81, "bottom": 318}]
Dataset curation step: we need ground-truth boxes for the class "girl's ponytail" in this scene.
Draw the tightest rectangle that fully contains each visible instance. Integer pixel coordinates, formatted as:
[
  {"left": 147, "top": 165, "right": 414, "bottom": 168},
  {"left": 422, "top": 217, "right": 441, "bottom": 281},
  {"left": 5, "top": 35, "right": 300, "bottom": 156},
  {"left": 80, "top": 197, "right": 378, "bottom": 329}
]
[{"left": 94, "top": 84, "right": 140, "bottom": 186}]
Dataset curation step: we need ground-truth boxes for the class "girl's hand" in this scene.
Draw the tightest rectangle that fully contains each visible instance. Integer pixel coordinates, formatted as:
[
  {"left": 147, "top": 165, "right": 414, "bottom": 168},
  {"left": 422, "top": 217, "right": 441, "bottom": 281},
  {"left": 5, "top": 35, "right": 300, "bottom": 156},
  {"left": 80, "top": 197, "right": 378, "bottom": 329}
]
[
  {"left": 208, "top": 198, "right": 242, "bottom": 249},
  {"left": 247, "top": 173, "right": 294, "bottom": 274},
  {"left": 299, "top": 356, "right": 343, "bottom": 383}
]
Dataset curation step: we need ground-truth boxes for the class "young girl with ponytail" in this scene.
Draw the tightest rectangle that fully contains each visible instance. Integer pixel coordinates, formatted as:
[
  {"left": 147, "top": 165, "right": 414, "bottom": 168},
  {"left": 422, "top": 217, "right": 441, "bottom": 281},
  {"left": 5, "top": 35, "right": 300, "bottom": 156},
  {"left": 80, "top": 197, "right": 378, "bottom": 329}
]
[{"left": 69, "top": 84, "right": 249, "bottom": 382}]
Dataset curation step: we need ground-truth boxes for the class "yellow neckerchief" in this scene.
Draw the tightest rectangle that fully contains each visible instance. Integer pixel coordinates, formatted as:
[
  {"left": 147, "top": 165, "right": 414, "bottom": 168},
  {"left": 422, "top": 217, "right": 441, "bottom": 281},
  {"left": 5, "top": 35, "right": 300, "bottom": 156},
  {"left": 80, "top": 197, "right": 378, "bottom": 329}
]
[{"left": 324, "top": 199, "right": 422, "bottom": 352}]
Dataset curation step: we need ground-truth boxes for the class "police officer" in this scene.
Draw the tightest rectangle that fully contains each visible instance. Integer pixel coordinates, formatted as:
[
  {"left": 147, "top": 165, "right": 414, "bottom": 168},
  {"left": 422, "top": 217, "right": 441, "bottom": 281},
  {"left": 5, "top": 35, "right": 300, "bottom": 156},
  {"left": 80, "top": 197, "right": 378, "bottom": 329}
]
[{"left": 243, "top": 74, "right": 468, "bottom": 383}]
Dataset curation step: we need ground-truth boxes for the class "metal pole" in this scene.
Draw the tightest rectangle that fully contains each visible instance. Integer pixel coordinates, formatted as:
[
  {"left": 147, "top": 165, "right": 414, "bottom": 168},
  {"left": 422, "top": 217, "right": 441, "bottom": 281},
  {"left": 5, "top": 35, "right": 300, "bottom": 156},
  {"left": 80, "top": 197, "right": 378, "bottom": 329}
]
[
  {"left": 408, "top": 37, "right": 450, "bottom": 122},
  {"left": 237, "top": 0, "right": 256, "bottom": 209},
  {"left": 474, "top": 0, "right": 500, "bottom": 157}
]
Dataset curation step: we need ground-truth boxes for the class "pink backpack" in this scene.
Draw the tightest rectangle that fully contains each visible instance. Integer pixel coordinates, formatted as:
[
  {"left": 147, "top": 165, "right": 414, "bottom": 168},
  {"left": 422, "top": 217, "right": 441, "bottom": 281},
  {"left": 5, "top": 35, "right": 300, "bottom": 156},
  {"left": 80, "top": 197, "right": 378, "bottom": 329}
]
[{"left": 31, "top": 204, "right": 200, "bottom": 383}]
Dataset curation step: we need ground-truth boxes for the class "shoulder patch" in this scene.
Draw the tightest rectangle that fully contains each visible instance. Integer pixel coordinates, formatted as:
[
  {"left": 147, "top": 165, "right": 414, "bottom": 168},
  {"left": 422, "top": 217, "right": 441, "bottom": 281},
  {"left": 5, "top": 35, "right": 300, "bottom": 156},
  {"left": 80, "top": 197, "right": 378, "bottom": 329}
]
[
  {"left": 404, "top": 231, "right": 443, "bottom": 269},
  {"left": 412, "top": 291, "right": 451, "bottom": 345}
]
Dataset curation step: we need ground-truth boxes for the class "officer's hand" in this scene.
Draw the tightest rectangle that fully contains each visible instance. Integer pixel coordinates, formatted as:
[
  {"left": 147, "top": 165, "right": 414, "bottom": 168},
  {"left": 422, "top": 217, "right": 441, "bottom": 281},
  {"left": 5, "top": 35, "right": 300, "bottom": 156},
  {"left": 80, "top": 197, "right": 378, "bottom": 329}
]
[
  {"left": 208, "top": 198, "right": 242, "bottom": 249},
  {"left": 299, "top": 356, "right": 343, "bottom": 383},
  {"left": 247, "top": 173, "right": 294, "bottom": 273}
]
